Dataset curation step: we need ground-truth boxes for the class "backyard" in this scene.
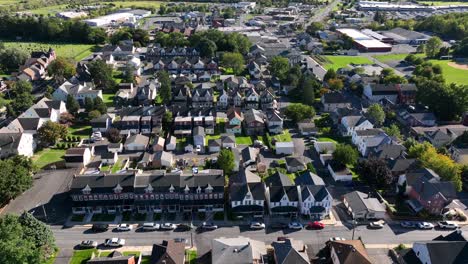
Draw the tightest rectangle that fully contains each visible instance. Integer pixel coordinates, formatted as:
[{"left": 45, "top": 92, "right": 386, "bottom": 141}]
[
  {"left": 235, "top": 135, "right": 253, "bottom": 145},
  {"left": 3, "top": 41, "right": 96, "bottom": 61},
  {"left": 68, "top": 124, "right": 92, "bottom": 139},
  {"left": 33, "top": 148, "right": 66, "bottom": 169},
  {"left": 102, "top": 93, "right": 115, "bottom": 108},
  {"left": 69, "top": 249, "right": 150, "bottom": 264}
]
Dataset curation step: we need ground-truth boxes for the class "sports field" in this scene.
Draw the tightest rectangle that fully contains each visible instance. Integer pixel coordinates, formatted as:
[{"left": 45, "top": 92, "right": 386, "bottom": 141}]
[
  {"left": 322, "top": 55, "right": 374, "bottom": 70},
  {"left": 428, "top": 60, "right": 468, "bottom": 85}
]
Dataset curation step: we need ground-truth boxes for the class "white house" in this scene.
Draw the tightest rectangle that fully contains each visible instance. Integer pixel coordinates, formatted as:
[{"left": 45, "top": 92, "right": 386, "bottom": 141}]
[
  {"left": 64, "top": 147, "right": 92, "bottom": 168},
  {"left": 218, "top": 90, "right": 229, "bottom": 108},
  {"left": 101, "top": 151, "right": 118, "bottom": 165},
  {"left": 193, "top": 126, "right": 206, "bottom": 151},
  {"left": 314, "top": 141, "right": 336, "bottom": 154},
  {"left": 124, "top": 134, "right": 149, "bottom": 152},
  {"left": 285, "top": 156, "right": 306, "bottom": 173},
  {"left": 221, "top": 134, "right": 236, "bottom": 149},
  {"left": 266, "top": 185, "right": 300, "bottom": 216},
  {"left": 230, "top": 182, "right": 266, "bottom": 216},
  {"left": 357, "top": 133, "right": 392, "bottom": 157},
  {"left": 108, "top": 143, "right": 123, "bottom": 153},
  {"left": 327, "top": 162, "right": 353, "bottom": 182},
  {"left": 363, "top": 83, "right": 399, "bottom": 104},
  {"left": 351, "top": 128, "right": 383, "bottom": 147},
  {"left": 341, "top": 115, "right": 373, "bottom": 136},
  {"left": 299, "top": 185, "right": 332, "bottom": 219},
  {"left": 165, "top": 136, "right": 177, "bottom": 151},
  {"left": 0, "top": 133, "right": 35, "bottom": 158},
  {"left": 53, "top": 80, "right": 102, "bottom": 105},
  {"left": 276, "top": 141, "right": 294, "bottom": 155}
]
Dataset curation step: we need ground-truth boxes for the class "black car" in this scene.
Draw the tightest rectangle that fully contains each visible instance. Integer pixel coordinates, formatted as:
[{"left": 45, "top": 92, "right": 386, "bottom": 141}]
[
  {"left": 270, "top": 222, "right": 288, "bottom": 229},
  {"left": 176, "top": 224, "right": 192, "bottom": 231},
  {"left": 91, "top": 223, "right": 109, "bottom": 232}
]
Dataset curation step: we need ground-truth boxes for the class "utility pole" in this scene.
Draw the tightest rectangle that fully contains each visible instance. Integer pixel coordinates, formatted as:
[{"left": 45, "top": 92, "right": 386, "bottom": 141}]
[{"left": 352, "top": 220, "right": 356, "bottom": 240}]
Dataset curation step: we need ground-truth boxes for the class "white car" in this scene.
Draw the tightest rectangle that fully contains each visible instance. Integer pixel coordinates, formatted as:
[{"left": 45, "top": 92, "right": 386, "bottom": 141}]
[
  {"left": 160, "top": 223, "right": 176, "bottom": 230},
  {"left": 368, "top": 221, "right": 384, "bottom": 229},
  {"left": 195, "top": 145, "right": 202, "bottom": 152},
  {"left": 92, "top": 132, "right": 103, "bottom": 141},
  {"left": 201, "top": 222, "right": 218, "bottom": 230},
  {"left": 116, "top": 224, "right": 133, "bottom": 231},
  {"left": 438, "top": 221, "right": 459, "bottom": 229},
  {"left": 417, "top": 222, "right": 435, "bottom": 230},
  {"left": 142, "top": 222, "right": 160, "bottom": 231},
  {"left": 288, "top": 222, "right": 303, "bottom": 230},
  {"left": 104, "top": 238, "right": 125, "bottom": 247},
  {"left": 250, "top": 222, "right": 266, "bottom": 230}
]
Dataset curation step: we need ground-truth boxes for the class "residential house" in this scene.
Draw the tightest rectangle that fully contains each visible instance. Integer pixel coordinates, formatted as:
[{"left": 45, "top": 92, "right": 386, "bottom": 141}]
[
  {"left": 64, "top": 147, "right": 92, "bottom": 168},
  {"left": 226, "top": 107, "right": 243, "bottom": 135},
  {"left": 221, "top": 134, "right": 236, "bottom": 148},
  {"left": 265, "top": 172, "right": 300, "bottom": 216},
  {"left": 18, "top": 48, "right": 56, "bottom": 82},
  {"left": 90, "top": 114, "right": 114, "bottom": 133},
  {"left": 115, "top": 83, "right": 137, "bottom": 105},
  {"left": 398, "top": 110, "right": 437, "bottom": 127},
  {"left": 450, "top": 145, "right": 468, "bottom": 165},
  {"left": 124, "top": 134, "right": 149, "bottom": 152},
  {"left": 137, "top": 79, "right": 158, "bottom": 105},
  {"left": 351, "top": 128, "right": 383, "bottom": 147},
  {"left": 363, "top": 83, "right": 399, "bottom": 104},
  {"left": 53, "top": 79, "right": 102, "bottom": 105},
  {"left": 108, "top": 143, "right": 123, "bottom": 153},
  {"left": 212, "top": 237, "right": 267, "bottom": 264},
  {"left": 397, "top": 83, "right": 417, "bottom": 104},
  {"left": 398, "top": 168, "right": 456, "bottom": 214},
  {"left": 173, "top": 115, "right": 192, "bottom": 136},
  {"left": 295, "top": 171, "right": 325, "bottom": 186},
  {"left": 151, "top": 136, "right": 166, "bottom": 152},
  {"left": 152, "top": 151, "right": 174, "bottom": 169},
  {"left": 248, "top": 61, "right": 262, "bottom": 79},
  {"left": 285, "top": 156, "right": 306, "bottom": 173},
  {"left": 0, "top": 133, "right": 35, "bottom": 158},
  {"left": 271, "top": 239, "right": 310, "bottom": 264},
  {"left": 299, "top": 185, "right": 332, "bottom": 219},
  {"left": 327, "top": 161, "right": 353, "bottom": 182},
  {"left": 321, "top": 93, "right": 351, "bottom": 112},
  {"left": 120, "top": 116, "right": 141, "bottom": 135},
  {"left": 329, "top": 240, "right": 372, "bottom": 264},
  {"left": 243, "top": 109, "right": 265, "bottom": 136},
  {"left": 276, "top": 141, "right": 294, "bottom": 155},
  {"left": 357, "top": 132, "right": 393, "bottom": 157},
  {"left": 101, "top": 42, "right": 135, "bottom": 60},
  {"left": 411, "top": 125, "right": 468, "bottom": 147},
  {"left": 165, "top": 135, "right": 177, "bottom": 151},
  {"left": 411, "top": 240, "right": 468, "bottom": 264},
  {"left": 208, "top": 139, "right": 221, "bottom": 153},
  {"left": 260, "top": 90, "right": 276, "bottom": 110},
  {"left": 101, "top": 151, "right": 118, "bottom": 165},
  {"left": 230, "top": 182, "right": 266, "bottom": 216},
  {"left": 340, "top": 115, "right": 373, "bottom": 137},
  {"left": 151, "top": 240, "right": 185, "bottom": 264},
  {"left": 217, "top": 89, "right": 230, "bottom": 108},
  {"left": 70, "top": 171, "right": 136, "bottom": 214},
  {"left": 387, "top": 158, "right": 419, "bottom": 177},
  {"left": 266, "top": 110, "right": 283, "bottom": 134},
  {"left": 342, "top": 191, "right": 386, "bottom": 220},
  {"left": 191, "top": 87, "right": 214, "bottom": 108},
  {"left": 242, "top": 147, "right": 259, "bottom": 167},
  {"left": 245, "top": 87, "right": 260, "bottom": 109},
  {"left": 193, "top": 126, "right": 206, "bottom": 150},
  {"left": 368, "top": 143, "right": 406, "bottom": 160},
  {"left": 314, "top": 141, "right": 336, "bottom": 154},
  {"left": 87, "top": 250, "right": 136, "bottom": 264},
  {"left": 297, "top": 120, "right": 318, "bottom": 136}
]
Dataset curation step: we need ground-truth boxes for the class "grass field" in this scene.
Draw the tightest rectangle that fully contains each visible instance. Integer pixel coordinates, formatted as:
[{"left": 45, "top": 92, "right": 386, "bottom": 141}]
[
  {"left": 428, "top": 59, "right": 468, "bottom": 85},
  {"left": 271, "top": 130, "right": 292, "bottom": 143},
  {"left": 102, "top": 93, "right": 115, "bottom": 108},
  {"left": 69, "top": 249, "right": 98, "bottom": 264},
  {"left": 373, "top": 53, "right": 424, "bottom": 63},
  {"left": 68, "top": 124, "right": 92, "bottom": 139},
  {"left": 3, "top": 41, "right": 95, "bottom": 61},
  {"left": 33, "top": 148, "right": 66, "bottom": 169},
  {"left": 235, "top": 136, "right": 253, "bottom": 145},
  {"left": 102, "top": 1, "right": 163, "bottom": 8},
  {"left": 323, "top": 56, "right": 373, "bottom": 70},
  {"left": 419, "top": 1, "right": 468, "bottom": 5},
  {"left": 186, "top": 249, "right": 197, "bottom": 264}
]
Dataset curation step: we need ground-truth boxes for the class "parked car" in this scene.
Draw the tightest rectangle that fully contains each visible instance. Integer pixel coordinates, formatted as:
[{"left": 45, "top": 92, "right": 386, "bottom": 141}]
[
  {"left": 104, "top": 238, "right": 125, "bottom": 247},
  {"left": 160, "top": 223, "right": 176, "bottom": 230},
  {"left": 438, "top": 221, "right": 459, "bottom": 229},
  {"left": 368, "top": 221, "right": 384, "bottom": 229},
  {"left": 79, "top": 240, "right": 98, "bottom": 249},
  {"left": 329, "top": 237, "right": 345, "bottom": 241},
  {"left": 142, "top": 222, "right": 160, "bottom": 231},
  {"left": 116, "top": 223, "right": 133, "bottom": 231},
  {"left": 400, "top": 221, "right": 416, "bottom": 228},
  {"left": 201, "top": 222, "right": 218, "bottom": 230},
  {"left": 92, "top": 131, "right": 103, "bottom": 141},
  {"left": 91, "top": 224, "right": 109, "bottom": 232},
  {"left": 176, "top": 224, "right": 192, "bottom": 231},
  {"left": 270, "top": 222, "right": 288, "bottom": 229},
  {"left": 417, "top": 222, "right": 434, "bottom": 230},
  {"left": 250, "top": 222, "right": 266, "bottom": 230},
  {"left": 306, "top": 221, "right": 325, "bottom": 230},
  {"left": 288, "top": 222, "right": 303, "bottom": 230}
]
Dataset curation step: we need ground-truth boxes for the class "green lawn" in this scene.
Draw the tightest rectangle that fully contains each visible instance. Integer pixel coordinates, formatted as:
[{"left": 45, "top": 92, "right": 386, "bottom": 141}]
[
  {"left": 418, "top": 1, "right": 468, "bottom": 5},
  {"left": 428, "top": 59, "right": 468, "bottom": 85},
  {"left": 323, "top": 55, "right": 373, "bottom": 70},
  {"left": 68, "top": 124, "right": 92, "bottom": 139},
  {"left": 205, "top": 134, "right": 221, "bottom": 145},
  {"left": 69, "top": 249, "right": 98, "bottom": 264},
  {"left": 33, "top": 148, "right": 66, "bottom": 169},
  {"left": 3, "top": 41, "right": 95, "bottom": 61},
  {"left": 317, "top": 137, "right": 338, "bottom": 143},
  {"left": 373, "top": 53, "right": 424, "bottom": 63},
  {"left": 111, "top": 158, "right": 124, "bottom": 174},
  {"left": 235, "top": 136, "right": 253, "bottom": 145},
  {"left": 272, "top": 130, "right": 292, "bottom": 143},
  {"left": 186, "top": 249, "right": 197, "bottom": 264},
  {"left": 102, "top": 93, "right": 115, "bottom": 108}
]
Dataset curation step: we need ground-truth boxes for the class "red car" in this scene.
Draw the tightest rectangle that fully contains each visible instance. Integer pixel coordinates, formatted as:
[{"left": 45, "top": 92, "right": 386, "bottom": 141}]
[{"left": 307, "top": 221, "right": 325, "bottom": 230}]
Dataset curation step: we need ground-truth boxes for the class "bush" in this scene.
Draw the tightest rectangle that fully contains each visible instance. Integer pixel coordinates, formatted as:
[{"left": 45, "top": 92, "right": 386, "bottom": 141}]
[{"left": 74, "top": 136, "right": 80, "bottom": 142}]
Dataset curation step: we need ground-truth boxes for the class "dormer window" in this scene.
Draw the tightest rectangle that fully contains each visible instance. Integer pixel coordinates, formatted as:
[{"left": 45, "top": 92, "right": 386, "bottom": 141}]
[
  {"left": 82, "top": 184, "right": 91, "bottom": 195},
  {"left": 205, "top": 184, "right": 213, "bottom": 194},
  {"left": 184, "top": 185, "right": 190, "bottom": 194},
  {"left": 169, "top": 184, "right": 175, "bottom": 193},
  {"left": 196, "top": 186, "right": 202, "bottom": 194},
  {"left": 114, "top": 184, "right": 123, "bottom": 194},
  {"left": 145, "top": 184, "right": 153, "bottom": 194}
]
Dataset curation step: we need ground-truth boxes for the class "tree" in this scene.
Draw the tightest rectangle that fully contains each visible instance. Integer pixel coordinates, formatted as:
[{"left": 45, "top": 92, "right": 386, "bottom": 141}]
[
  {"left": 301, "top": 76, "right": 318, "bottom": 105},
  {"left": 88, "top": 110, "right": 101, "bottom": 120},
  {"left": 0, "top": 158, "right": 33, "bottom": 205},
  {"left": 217, "top": 149, "right": 235, "bottom": 176},
  {"left": 367, "top": 103, "right": 385, "bottom": 126},
  {"left": 416, "top": 44, "right": 426, "bottom": 54},
  {"left": 221, "top": 52, "right": 245, "bottom": 75},
  {"left": 122, "top": 64, "right": 135, "bottom": 84},
  {"left": 44, "top": 85, "right": 54, "bottom": 99},
  {"left": 10, "top": 155, "right": 37, "bottom": 174},
  {"left": 84, "top": 97, "right": 94, "bottom": 112},
  {"left": 269, "top": 56, "right": 290, "bottom": 81},
  {"left": 197, "top": 38, "right": 217, "bottom": 58},
  {"left": 383, "top": 124, "right": 402, "bottom": 139},
  {"left": 157, "top": 71, "right": 171, "bottom": 104},
  {"left": 0, "top": 213, "right": 56, "bottom": 263},
  {"left": 107, "top": 128, "right": 122, "bottom": 143},
  {"left": 306, "top": 22, "right": 324, "bottom": 36},
  {"left": 323, "top": 68, "right": 337, "bottom": 82},
  {"left": 333, "top": 144, "right": 359, "bottom": 166},
  {"left": 93, "top": 97, "right": 107, "bottom": 114},
  {"left": 88, "top": 60, "right": 116, "bottom": 91},
  {"left": 0, "top": 47, "right": 28, "bottom": 72},
  {"left": 37, "top": 121, "right": 67, "bottom": 146},
  {"left": 425, "top": 36, "right": 443, "bottom": 58},
  {"left": 162, "top": 111, "right": 173, "bottom": 133},
  {"left": 284, "top": 103, "right": 315, "bottom": 123},
  {"left": 47, "top": 57, "right": 76, "bottom": 83},
  {"left": 327, "top": 78, "right": 344, "bottom": 90},
  {"left": 66, "top": 95, "right": 79, "bottom": 116},
  {"left": 356, "top": 158, "right": 393, "bottom": 189}
]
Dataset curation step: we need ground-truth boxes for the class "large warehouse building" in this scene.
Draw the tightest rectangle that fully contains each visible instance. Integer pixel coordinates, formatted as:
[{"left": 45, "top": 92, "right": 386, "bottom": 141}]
[
  {"left": 84, "top": 12, "right": 135, "bottom": 27},
  {"left": 337, "top": 28, "right": 392, "bottom": 52}
]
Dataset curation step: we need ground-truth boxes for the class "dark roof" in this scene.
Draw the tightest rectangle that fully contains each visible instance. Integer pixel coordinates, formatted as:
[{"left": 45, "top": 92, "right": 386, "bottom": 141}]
[
  {"left": 241, "top": 147, "right": 258, "bottom": 163},
  {"left": 322, "top": 92, "right": 349, "bottom": 104},
  {"left": 295, "top": 171, "right": 325, "bottom": 186},
  {"left": 265, "top": 171, "right": 293, "bottom": 187},
  {"left": 17, "top": 118, "right": 40, "bottom": 130},
  {"left": 415, "top": 241, "right": 468, "bottom": 264},
  {"left": 369, "top": 144, "right": 406, "bottom": 160},
  {"left": 434, "top": 230, "right": 468, "bottom": 242},
  {"left": 387, "top": 158, "right": 419, "bottom": 173},
  {"left": 208, "top": 139, "right": 221, "bottom": 147},
  {"left": 230, "top": 182, "right": 265, "bottom": 201},
  {"left": 87, "top": 250, "right": 133, "bottom": 264},
  {"left": 151, "top": 240, "right": 186, "bottom": 264},
  {"left": 0, "top": 133, "right": 23, "bottom": 152},
  {"left": 193, "top": 126, "right": 205, "bottom": 136},
  {"left": 271, "top": 239, "right": 309, "bottom": 264},
  {"left": 285, "top": 156, "right": 305, "bottom": 167},
  {"left": 101, "top": 151, "right": 116, "bottom": 159},
  {"left": 343, "top": 191, "right": 385, "bottom": 213},
  {"left": 301, "top": 185, "right": 330, "bottom": 202},
  {"left": 65, "top": 147, "right": 88, "bottom": 156}
]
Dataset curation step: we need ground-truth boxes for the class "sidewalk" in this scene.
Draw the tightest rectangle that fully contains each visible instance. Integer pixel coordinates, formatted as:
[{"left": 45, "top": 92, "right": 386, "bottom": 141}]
[{"left": 365, "top": 243, "right": 412, "bottom": 249}]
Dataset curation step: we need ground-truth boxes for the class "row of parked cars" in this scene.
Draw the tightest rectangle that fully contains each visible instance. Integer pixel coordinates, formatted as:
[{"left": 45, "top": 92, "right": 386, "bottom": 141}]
[{"left": 400, "top": 221, "right": 459, "bottom": 230}]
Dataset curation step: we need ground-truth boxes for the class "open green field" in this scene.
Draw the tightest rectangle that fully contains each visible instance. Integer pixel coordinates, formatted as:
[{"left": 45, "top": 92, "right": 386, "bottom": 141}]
[
  {"left": 33, "top": 148, "right": 66, "bottom": 169},
  {"left": 235, "top": 136, "right": 253, "bottom": 145},
  {"left": 3, "top": 41, "right": 95, "bottom": 61},
  {"left": 68, "top": 124, "right": 92, "bottom": 139},
  {"left": 428, "top": 60, "right": 468, "bottom": 85},
  {"left": 373, "top": 53, "right": 425, "bottom": 63},
  {"left": 323, "top": 56, "right": 373, "bottom": 70},
  {"left": 102, "top": 1, "right": 164, "bottom": 8},
  {"left": 419, "top": 1, "right": 468, "bottom": 5}
]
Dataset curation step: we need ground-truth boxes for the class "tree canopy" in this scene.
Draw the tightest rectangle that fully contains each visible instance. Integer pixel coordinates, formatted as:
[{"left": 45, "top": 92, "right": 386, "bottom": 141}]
[
  {"left": 367, "top": 103, "right": 385, "bottom": 126},
  {"left": 221, "top": 52, "right": 245, "bottom": 75},
  {"left": 269, "top": 56, "right": 290, "bottom": 81},
  {"left": 88, "top": 60, "right": 116, "bottom": 91},
  {"left": 47, "top": 57, "right": 76, "bottom": 83},
  {"left": 0, "top": 156, "right": 34, "bottom": 205},
  {"left": 356, "top": 158, "right": 393, "bottom": 189},
  {"left": 37, "top": 121, "right": 68, "bottom": 146},
  {"left": 333, "top": 144, "right": 359, "bottom": 166},
  {"left": 284, "top": 103, "right": 315, "bottom": 123},
  {"left": 157, "top": 71, "right": 171, "bottom": 105},
  {"left": 217, "top": 149, "right": 235, "bottom": 176}
]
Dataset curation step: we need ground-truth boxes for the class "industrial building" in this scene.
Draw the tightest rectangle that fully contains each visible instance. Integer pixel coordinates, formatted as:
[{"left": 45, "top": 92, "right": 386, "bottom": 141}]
[
  {"left": 84, "top": 12, "right": 135, "bottom": 27},
  {"left": 382, "top": 28, "right": 431, "bottom": 45},
  {"left": 361, "top": 29, "right": 393, "bottom": 44},
  {"left": 337, "top": 28, "right": 392, "bottom": 52},
  {"left": 357, "top": 1, "right": 435, "bottom": 12},
  {"left": 56, "top": 11, "right": 87, "bottom": 20}
]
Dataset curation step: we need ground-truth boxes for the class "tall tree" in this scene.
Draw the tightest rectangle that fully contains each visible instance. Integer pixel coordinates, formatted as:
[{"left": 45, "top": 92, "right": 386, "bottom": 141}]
[
  {"left": 0, "top": 158, "right": 33, "bottom": 205},
  {"left": 37, "top": 121, "right": 68, "bottom": 146},
  {"left": 284, "top": 103, "right": 315, "bottom": 122},
  {"left": 66, "top": 94, "right": 79, "bottom": 116},
  {"left": 220, "top": 52, "right": 245, "bottom": 75},
  {"left": 84, "top": 97, "right": 94, "bottom": 112},
  {"left": 269, "top": 56, "right": 290, "bottom": 81},
  {"left": 367, "top": 103, "right": 385, "bottom": 126},
  {"left": 197, "top": 38, "right": 217, "bottom": 58},
  {"left": 301, "top": 76, "right": 318, "bottom": 105},
  {"left": 333, "top": 144, "right": 359, "bottom": 166},
  {"left": 306, "top": 22, "right": 324, "bottom": 36},
  {"left": 356, "top": 158, "right": 393, "bottom": 189},
  {"left": 383, "top": 124, "right": 402, "bottom": 139},
  {"left": 93, "top": 97, "right": 107, "bottom": 114},
  {"left": 88, "top": 60, "right": 116, "bottom": 91},
  {"left": 157, "top": 71, "right": 171, "bottom": 105},
  {"left": 122, "top": 64, "right": 135, "bottom": 84},
  {"left": 323, "top": 68, "right": 337, "bottom": 82},
  {"left": 217, "top": 149, "right": 235, "bottom": 176},
  {"left": 425, "top": 36, "right": 443, "bottom": 58},
  {"left": 47, "top": 57, "right": 76, "bottom": 83}
]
